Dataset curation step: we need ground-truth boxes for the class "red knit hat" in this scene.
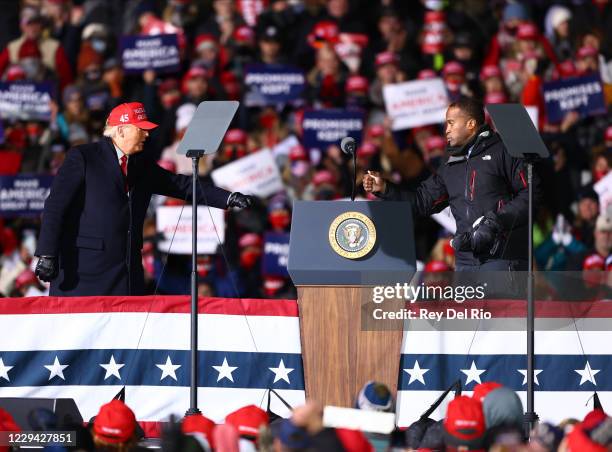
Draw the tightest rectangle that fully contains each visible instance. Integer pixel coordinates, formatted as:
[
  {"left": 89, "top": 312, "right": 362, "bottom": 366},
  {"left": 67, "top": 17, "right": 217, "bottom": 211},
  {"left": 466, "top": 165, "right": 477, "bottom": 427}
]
[{"left": 93, "top": 400, "right": 137, "bottom": 444}]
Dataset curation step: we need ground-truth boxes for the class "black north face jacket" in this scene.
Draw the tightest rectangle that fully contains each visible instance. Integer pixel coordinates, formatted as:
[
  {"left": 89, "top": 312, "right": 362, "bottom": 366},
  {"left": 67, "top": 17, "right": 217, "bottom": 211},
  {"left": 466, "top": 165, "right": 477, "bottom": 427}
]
[{"left": 383, "top": 130, "right": 540, "bottom": 267}]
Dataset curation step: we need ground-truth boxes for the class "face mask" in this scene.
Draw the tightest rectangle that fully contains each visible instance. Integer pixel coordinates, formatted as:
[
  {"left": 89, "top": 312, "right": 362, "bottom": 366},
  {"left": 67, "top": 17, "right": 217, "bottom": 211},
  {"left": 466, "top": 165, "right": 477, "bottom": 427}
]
[
  {"left": 593, "top": 169, "right": 608, "bottom": 182},
  {"left": 197, "top": 259, "right": 212, "bottom": 278},
  {"left": 90, "top": 39, "right": 107, "bottom": 54},
  {"left": 85, "top": 69, "right": 101, "bottom": 81},
  {"left": 20, "top": 58, "right": 42, "bottom": 80},
  {"left": 240, "top": 250, "right": 261, "bottom": 269},
  {"left": 269, "top": 211, "right": 290, "bottom": 230}
]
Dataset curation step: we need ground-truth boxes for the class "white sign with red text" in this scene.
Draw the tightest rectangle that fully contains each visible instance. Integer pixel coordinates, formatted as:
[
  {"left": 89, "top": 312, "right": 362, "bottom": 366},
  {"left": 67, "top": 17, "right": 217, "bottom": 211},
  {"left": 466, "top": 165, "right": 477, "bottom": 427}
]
[
  {"left": 383, "top": 78, "right": 449, "bottom": 130},
  {"left": 156, "top": 206, "right": 225, "bottom": 254},
  {"left": 211, "top": 149, "right": 284, "bottom": 197}
]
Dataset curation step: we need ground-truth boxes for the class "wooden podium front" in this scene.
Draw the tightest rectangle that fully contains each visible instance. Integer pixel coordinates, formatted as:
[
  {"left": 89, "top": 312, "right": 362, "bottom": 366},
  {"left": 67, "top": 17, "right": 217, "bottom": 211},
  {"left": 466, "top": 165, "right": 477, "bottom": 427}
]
[{"left": 297, "top": 286, "right": 404, "bottom": 406}]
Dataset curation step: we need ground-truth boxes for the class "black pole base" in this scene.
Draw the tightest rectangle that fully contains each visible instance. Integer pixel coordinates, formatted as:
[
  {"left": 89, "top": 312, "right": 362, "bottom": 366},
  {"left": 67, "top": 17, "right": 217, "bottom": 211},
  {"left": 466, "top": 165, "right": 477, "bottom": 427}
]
[
  {"left": 523, "top": 411, "right": 539, "bottom": 437},
  {"left": 185, "top": 407, "right": 202, "bottom": 417}
]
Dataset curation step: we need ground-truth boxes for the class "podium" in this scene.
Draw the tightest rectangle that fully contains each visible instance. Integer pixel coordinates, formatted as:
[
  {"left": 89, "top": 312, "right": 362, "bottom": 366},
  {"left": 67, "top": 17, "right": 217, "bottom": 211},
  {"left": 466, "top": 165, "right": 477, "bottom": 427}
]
[{"left": 288, "top": 201, "right": 416, "bottom": 407}]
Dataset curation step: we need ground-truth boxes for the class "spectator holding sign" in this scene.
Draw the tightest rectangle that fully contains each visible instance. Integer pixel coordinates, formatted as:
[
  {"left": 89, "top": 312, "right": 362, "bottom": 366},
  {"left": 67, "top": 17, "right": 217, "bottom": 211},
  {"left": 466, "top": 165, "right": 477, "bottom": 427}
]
[{"left": 34, "top": 102, "right": 254, "bottom": 296}]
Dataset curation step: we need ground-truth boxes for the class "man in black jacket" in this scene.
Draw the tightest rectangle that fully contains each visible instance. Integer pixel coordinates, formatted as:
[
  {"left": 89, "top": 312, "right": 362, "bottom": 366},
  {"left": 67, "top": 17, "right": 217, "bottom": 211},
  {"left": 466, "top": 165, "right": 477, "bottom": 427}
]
[
  {"left": 364, "top": 98, "right": 540, "bottom": 271},
  {"left": 35, "top": 102, "right": 253, "bottom": 296}
]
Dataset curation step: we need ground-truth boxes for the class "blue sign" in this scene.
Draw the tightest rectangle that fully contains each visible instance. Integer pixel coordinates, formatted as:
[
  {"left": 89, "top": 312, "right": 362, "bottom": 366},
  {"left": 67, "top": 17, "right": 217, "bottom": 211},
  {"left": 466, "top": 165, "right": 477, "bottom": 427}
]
[
  {"left": 0, "top": 82, "right": 54, "bottom": 121},
  {"left": 244, "top": 64, "right": 305, "bottom": 107},
  {"left": 120, "top": 34, "right": 180, "bottom": 74},
  {"left": 262, "top": 232, "right": 290, "bottom": 277},
  {"left": 0, "top": 175, "right": 53, "bottom": 217},
  {"left": 302, "top": 109, "right": 364, "bottom": 151},
  {"left": 543, "top": 74, "right": 606, "bottom": 123}
]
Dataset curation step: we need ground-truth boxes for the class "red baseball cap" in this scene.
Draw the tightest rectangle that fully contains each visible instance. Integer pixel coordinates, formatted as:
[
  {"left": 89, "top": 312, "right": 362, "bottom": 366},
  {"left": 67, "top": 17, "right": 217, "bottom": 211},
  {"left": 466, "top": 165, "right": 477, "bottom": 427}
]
[
  {"left": 480, "top": 65, "right": 501, "bottom": 81},
  {"left": 239, "top": 233, "right": 263, "bottom": 249},
  {"left": 484, "top": 91, "right": 507, "bottom": 104},
  {"left": 443, "top": 396, "right": 486, "bottom": 450},
  {"left": 418, "top": 69, "right": 437, "bottom": 80},
  {"left": 425, "top": 135, "right": 446, "bottom": 152},
  {"left": 93, "top": 400, "right": 137, "bottom": 444},
  {"left": 224, "top": 405, "right": 269, "bottom": 439},
  {"left": 367, "top": 124, "right": 385, "bottom": 138},
  {"left": 583, "top": 253, "right": 605, "bottom": 270},
  {"left": 182, "top": 413, "right": 216, "bottom": 450},
  {"left": 472, "top": 381, "right": 503, "bottom": 402},
  {"left": 312, "top": 169, "right": 337, "bottom": 186},
  {"left": 335, "top": 428, "right": 374, "bottom": 452},
  {"left": 357, "top": 141, "right": 378, "bottom": 157},
  {"left": 107, "top": 102, "right": 158, "bottom": 130},
  {"left": 224, "top": 129, "right": 247, "bottom": 145},
  {"left": 605, "top": 125, "right": 612, "bottom": 142},
  {"left": 345, "top": 75, "right": 369, "bottom": 94},
  {"left": 442, "top": 61, "right": 465, "bottom": 77},
  {"left": 516, "top": 22, "right": 539, "bottom": 40},
  {"left": 375, "top": 51, "right": 399, "bottom": 68},
  {"left": 424, "top": 260, "right": 451, "bottom": 272}
]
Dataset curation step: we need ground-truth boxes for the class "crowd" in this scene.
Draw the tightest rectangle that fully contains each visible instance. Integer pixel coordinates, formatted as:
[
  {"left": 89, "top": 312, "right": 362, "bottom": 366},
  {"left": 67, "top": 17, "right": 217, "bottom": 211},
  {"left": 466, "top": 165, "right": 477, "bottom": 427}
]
[
  {"left": 0, "top": 0, "right": 611, "bottom": 298},
  {"left": 0, "top": 379, "right": 610, "bottom": 451}
]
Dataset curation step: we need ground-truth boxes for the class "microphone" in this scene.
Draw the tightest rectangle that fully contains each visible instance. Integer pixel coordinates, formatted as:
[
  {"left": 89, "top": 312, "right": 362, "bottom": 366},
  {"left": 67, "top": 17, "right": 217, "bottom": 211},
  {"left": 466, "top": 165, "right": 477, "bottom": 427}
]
[
  {"left": 340, "top": 137, "right": 357, "bottom": 201},
  {"left": 340, "top": 137, "right": 356, "bottom": 155}
]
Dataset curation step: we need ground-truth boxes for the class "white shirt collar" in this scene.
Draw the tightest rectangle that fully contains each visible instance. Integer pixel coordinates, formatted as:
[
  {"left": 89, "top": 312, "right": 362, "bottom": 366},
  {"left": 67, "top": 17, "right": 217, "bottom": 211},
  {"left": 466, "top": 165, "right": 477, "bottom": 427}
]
[{"left": 113, "top": 143, "right": 127, "bottom": 163}]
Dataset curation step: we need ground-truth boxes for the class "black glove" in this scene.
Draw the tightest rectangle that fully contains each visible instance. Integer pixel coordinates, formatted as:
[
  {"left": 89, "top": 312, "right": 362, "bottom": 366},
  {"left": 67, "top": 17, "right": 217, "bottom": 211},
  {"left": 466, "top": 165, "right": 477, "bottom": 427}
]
[
  {"left": 35, "top": 256, "right": 58, "bottom": 282},
  {"left": 471, "top": 212, "right": 502, "bottom": 256},
  {"left": 450, "top": 232, "right": 472, "bottom": 252},
  {"left": 227, "top": 192, "right": 254, "bottom": 209}
]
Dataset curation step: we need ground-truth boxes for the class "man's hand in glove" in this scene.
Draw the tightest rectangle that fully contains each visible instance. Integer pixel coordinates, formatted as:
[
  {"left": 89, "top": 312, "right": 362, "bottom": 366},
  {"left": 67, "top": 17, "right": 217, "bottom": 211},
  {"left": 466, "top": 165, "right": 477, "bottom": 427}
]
[
  {"left": 471, "top": 212, "right": 502, "bottom": 256},
  {"left": 227, "top": 192, "right": 254, "bottom": 209},
  {"left": 450, "top": 232, "right": 472, "bottom": 252},
  {"left": 35, "top": 256, "right": 58, "bottom": 282}
]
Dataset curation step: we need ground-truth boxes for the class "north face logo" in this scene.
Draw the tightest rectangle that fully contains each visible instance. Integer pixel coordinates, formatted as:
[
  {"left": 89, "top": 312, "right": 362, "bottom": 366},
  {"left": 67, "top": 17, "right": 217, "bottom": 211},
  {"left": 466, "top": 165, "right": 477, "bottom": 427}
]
[{"left": 482, "top": 155, "right": 491, "bottom": 160}]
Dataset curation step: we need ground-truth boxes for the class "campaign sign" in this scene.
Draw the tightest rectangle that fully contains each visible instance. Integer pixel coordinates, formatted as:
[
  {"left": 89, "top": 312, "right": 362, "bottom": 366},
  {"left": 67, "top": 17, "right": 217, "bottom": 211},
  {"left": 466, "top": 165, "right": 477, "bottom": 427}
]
[
  {"left": 0, "top": 175, "right": 52, "bottom": 216},
  {"left": 156, "top": 205, "right": 225, "bottom": 255},
  {"left": 120, "top": 34, "right": 180, "bottom": 74},
  {"left": 302, "top": 109, "right": 364, "bottom": 151},
  {"left": 263, "top": 232, "right": 290, "bottom": 277},
  {"left": 211, "top": 149, "right": 284, "bottom": 198},
  {"left": 383, "top": 78, "right": 449, "bottom": 130},
  {"left": 0, "top": 82, "right": 54, "bottom": 122},
  {"left": 543, "top": 75, "right": 606, "bottom": 123},
  {"left": 244, "top": 64, "right": 305, "bottom": 107}
]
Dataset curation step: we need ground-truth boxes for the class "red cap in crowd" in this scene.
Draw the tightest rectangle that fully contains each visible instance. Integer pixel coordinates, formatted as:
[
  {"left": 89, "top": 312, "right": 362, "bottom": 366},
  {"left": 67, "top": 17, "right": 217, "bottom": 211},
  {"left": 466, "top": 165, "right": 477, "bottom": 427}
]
[
  {"left": 335, "top": 428, "right": 374, "bottom": 452},
  {"left": 577, "top": 46, "right": 598, "bottom": 59},
  {"left": 185, "top": 66, "right": 208, "bottom": 81},
  {"left": 472, "top": 381, "right": 503, "bottom": 402},
  {"left": 375, "top": 51, "right": 399, "bottom": 68},
  {"left": 479, "top": 65, "right": 501, "bottom": 81},
  {"left": 107, "top": 102, "right": 158, "bottom": 130},
  {"left": 195, "top": 33, "right": 218, "bottom": 52},
  {"left": 484, "top": 91, "right": 507, "bottom": 105},
  {"left": 557, "top": 60, "right": 577, "bottom": 78},
  {"left": 443, "top": 396, "right": 486, "bottom": 451},
  {"left": 516, "top": 22, "right": 539, "bottom": 40},
  {"left": 289, "top": 145, "right": 309, "bottom": 161},
  {"left": 233, "top": 26, "right": 255, "bottom": 45},
  {"left": 367, "top": 124, "right": 385, "bottom": 138},
  {"left": 238, "top": 233, "right": 262, "bottom": 249},
  {"left": 182, "top": 413, "right": 216, "bottom": 450},
  {"left": 357, "top": 142, "right": 378, "bottom": 158},
  {"left": 93, "top": 400, "right": 137, "bottom": 444},
  {"left": 605, "top": 125, "right": 612, "bottom": 142},
  {"left": 308, "top": 21, "right": 340, "bottom": 48},
  {"left": 583, "top": 253, "right": 605, "bottom": 270},
  {"left": 312, "top": 169, "right": 337, "bottom": 186},
  {"left": 345, "top": 75, "right": 369, "bottom": 94},
  {"left": 224, "top": 405, "right": 269, "bottom": 439},
  {"left": 418, "top": 69, "right": 437, "bottom": 80},
  {"left": 5, "top": 65, "right": 25, "bottom": 82},
  {"left": 224, "top": 129, "right": 247, "bottom": 145},
  {"left": 442, "top": 61, "right": 465, "bottom": 77},
  {"left": 424, "top": 135, "right": 446, "bottom": 152}
]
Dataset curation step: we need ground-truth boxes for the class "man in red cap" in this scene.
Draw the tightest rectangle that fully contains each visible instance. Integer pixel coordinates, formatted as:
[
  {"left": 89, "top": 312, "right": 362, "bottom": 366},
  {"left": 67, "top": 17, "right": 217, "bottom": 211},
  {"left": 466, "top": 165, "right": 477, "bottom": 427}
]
[{"left": 35, "top": 102, "right": 253, "bottom": 296}]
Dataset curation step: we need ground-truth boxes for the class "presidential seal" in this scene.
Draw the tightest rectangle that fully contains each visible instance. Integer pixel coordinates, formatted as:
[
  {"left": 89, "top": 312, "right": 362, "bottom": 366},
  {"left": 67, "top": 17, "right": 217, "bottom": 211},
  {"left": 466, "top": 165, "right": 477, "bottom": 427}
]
[{"left": 328, "top": 211, "right": 376, "bottom": 259}]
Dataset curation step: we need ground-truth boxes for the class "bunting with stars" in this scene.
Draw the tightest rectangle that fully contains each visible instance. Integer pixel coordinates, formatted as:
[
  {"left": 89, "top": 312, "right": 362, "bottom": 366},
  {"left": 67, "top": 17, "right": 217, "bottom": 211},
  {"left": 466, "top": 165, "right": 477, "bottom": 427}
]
[
  {"left": 396, "top": 301, "right": 612, "bottom": 426},
  {"left": 0, "top": 296, "right": 305, "bottom": 436}
]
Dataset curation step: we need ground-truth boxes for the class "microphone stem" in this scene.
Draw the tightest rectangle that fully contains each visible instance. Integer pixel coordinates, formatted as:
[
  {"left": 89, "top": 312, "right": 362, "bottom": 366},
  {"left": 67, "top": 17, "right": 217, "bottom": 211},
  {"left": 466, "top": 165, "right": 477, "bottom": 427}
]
[{"left": 351, "top": 151, "right": 356, "bottom": 201}]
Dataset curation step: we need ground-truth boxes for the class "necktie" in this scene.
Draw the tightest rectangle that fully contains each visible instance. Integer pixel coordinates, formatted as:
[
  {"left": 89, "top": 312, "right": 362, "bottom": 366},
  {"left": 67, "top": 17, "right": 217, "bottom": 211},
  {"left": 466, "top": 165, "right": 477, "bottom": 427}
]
[{"left": 120, "top": 155, "right": 128, "bottom": 193}]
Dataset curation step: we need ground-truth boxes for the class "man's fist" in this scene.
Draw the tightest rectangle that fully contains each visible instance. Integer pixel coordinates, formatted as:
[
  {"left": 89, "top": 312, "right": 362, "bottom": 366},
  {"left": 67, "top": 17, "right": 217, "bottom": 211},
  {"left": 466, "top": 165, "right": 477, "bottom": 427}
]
[
  {"left": 35, "top": 256, "right": 58, "bottom": 282},
  {"left": 363, "top": 171, "right": 387, "bottom": 194},
  {"left": 227, "top": 192, "right": 254, "bottom": 209}
]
